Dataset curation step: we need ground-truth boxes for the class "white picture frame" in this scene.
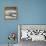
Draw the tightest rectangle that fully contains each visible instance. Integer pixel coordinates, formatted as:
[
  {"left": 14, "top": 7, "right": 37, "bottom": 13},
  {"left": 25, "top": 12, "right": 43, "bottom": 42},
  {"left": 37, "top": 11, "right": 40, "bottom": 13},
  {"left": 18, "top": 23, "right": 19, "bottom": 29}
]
[{"left": 18, "top": 24, "right": 46, "bottom": 42}]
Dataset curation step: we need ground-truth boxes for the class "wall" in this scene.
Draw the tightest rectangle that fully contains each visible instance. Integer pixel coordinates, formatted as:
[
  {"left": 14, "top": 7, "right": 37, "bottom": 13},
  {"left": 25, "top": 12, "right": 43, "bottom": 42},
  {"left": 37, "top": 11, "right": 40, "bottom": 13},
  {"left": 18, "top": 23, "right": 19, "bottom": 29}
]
[{"left": 0, "top": 0, "right": 46, "bottom": 44}]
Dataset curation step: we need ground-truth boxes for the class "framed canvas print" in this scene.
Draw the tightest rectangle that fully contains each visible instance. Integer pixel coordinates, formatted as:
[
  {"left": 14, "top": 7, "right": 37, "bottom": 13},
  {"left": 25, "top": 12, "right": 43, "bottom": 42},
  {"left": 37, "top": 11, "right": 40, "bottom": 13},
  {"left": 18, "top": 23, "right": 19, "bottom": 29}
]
[{"left": 4, "top": 7, "right": 17, "bottom": 20}]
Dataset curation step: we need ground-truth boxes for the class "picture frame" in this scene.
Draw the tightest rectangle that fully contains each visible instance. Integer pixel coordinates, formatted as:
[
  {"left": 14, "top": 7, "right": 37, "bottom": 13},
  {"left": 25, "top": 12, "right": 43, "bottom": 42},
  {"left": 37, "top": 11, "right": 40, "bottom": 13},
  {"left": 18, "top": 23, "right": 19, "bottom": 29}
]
[
  {"left": 4, "top": 7, "right": 17, "bottom": 20},
  {"left": 18, "top": 24, "right": 46, "bottom": 42}
]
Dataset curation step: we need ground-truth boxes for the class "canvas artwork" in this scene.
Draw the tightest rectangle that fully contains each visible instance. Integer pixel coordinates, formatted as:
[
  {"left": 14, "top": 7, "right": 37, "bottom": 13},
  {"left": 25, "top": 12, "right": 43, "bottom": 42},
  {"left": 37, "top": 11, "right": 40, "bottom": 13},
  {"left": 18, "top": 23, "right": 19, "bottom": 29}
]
[{"left": 4, "top": 7, "right": 17, "bottom": 20}]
